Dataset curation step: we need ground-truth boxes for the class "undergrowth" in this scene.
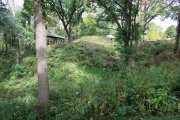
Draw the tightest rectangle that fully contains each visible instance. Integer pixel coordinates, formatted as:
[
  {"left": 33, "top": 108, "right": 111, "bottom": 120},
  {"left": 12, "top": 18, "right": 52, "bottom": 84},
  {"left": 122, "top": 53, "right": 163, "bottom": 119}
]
[{"left": 0, "top": 36, "right": 179, "bottom": 120}]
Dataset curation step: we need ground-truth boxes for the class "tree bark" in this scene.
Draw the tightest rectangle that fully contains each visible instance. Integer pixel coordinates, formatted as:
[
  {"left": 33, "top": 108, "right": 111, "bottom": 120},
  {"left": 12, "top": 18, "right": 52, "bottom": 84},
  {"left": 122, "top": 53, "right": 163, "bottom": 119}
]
[
  {"left": 1, "top": 40, "right": 4, "bottom": 51},
  {"left": 2, "top": 33, "right": 5, "bottom": 51},
  {"left": 67, "top": 25, "right": 73, "bottom": 43},
  {"left": 15, "top": 35, "right": 19, "bottom": 65},
  {"left": 142, "top": 2, "right": 147, "bottom": 42},
  {"left": 174, "top": 10, "right": 180, "bottom": 54},
  {"left": 34, "top": 0, "right": 49, "bottom": 115},
  {"left": 143, "top": 23, "right": 147, "bottom": 42},
  {"left": 136, "top": 39, "right": 139, "bottom": 49},
  {"left": 135, "top": 16, "right": 139, "bottom": 49},
  {"left": 124, "top": 41, "right": 131, "bottom": 69},
  {"left": 4, "top": 32, "right": 8, "bottom": 52}
]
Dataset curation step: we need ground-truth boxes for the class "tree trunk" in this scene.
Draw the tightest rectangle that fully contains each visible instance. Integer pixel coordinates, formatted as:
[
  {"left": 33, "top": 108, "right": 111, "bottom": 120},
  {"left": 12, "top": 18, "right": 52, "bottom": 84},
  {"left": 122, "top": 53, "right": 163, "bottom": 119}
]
[
  {"left": 143, "top": 23, "right": 147, "bottom": 42},
  {"left": 34, "top": 0, "right": 49, "bottom": 117},
  {"left": 10, "top": 0, "right": 15, "bottom": 16},
  {"left": 135, "top": 14, "right": 139, "bottom": 49},
  {"left": 1, "top": 40, "right": 4, "bottom": 51},
  {"left": 67, "top": 25, "right": 73, "bottom": 43},
  {"left": 9, "top": 0, "right": 20, "bottom": 64},
  {"left": 4, "top": 33, "right": 8, "bottom": 52},
  {"left": 143, "top": 2, "right": 147, "bottom": 42},
  {"left": 124, "top": 40, "right": 131, "bottom": 69},
  {"left": 15, "top": 35, "right": 20, "bottom": 65},
  {"left": 136, "top": 39, "right": 139, "bottom": 49},
  {"left": 174, "top": 11, "right": 180, "bottom": 54},
  {"left": 2, "top": 33, "right": 5, "bottom": 51}
]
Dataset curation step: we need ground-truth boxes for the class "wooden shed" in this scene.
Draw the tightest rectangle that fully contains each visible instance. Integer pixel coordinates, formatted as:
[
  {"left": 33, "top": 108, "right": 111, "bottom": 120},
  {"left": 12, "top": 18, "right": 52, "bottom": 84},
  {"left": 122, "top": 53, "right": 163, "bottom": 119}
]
[{"left": 47, "top": 34, "right": 66, "bottom": 44}]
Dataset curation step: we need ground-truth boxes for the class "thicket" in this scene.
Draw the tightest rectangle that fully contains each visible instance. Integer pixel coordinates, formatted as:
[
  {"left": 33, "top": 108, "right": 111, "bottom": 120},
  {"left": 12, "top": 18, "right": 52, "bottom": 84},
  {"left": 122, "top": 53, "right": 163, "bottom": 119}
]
[{"left": 0, "top": 36, "right": 179, "bottom": 120}]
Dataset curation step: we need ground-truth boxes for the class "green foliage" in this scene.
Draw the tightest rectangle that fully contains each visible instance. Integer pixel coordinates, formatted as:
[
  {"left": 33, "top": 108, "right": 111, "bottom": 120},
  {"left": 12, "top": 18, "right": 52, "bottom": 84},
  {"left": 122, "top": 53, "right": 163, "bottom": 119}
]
[
  {"left": 0, "top": 36, "right": 180, "bottom": 119},
  {"left": 0, "top": 9, "right": 16, "bottom": 34},
  {"left": 146, "top": 22, "right": 165, "bottom": 40},
  {"left": 0, "top": 101, "right": 37, "bottom": 120},
  {"left": 48, "top": 0, "right": 84, "bottom": 27},
  {"left": 163, "top": 1, "right": 180, "bottom": 21},
  {"left": 79, "top": 14, "right": 97, "bottom": 36},
  {"left": 165, "top": 25, "right": 176, "bottom": 38}
]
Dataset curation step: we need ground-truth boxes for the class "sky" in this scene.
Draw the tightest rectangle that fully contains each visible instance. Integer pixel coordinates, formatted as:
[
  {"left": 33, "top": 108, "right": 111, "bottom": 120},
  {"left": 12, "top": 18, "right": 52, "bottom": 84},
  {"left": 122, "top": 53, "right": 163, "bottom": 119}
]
[
  {"left": 11, "top": 0, "right": 178, "bottom": 31},
  {"left": 152, "top": 17, "right": 177, "bottom": 31},
  {"left": 14, "top": 0, "right": 24, "bottom": 7}
]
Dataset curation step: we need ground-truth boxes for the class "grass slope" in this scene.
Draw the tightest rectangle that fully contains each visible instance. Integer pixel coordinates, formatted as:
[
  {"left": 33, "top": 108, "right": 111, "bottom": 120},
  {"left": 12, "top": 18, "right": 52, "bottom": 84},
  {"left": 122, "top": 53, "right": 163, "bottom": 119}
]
[{"left": 0, "top": 36, "right": 180, "bottom": 120}]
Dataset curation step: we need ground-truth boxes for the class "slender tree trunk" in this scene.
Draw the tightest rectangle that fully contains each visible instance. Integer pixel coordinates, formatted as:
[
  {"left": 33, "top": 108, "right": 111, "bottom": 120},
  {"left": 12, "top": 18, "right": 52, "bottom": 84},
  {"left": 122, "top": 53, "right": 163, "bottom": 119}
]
[
  {"left": 124, "top": 40, "right": 131, "bottom": 69},
  {"left": 5, "top": 41, "right": 8, "bottom": 52},
  {"left": 135, "top": 14, "right": 139, "bottom": 49},
  {"left": 1, "top": 41, "right": 4, "bottom": 51},
  {"left": 143, "top": 2, "right": 147, "bottom": 42},
  {"left": 136, "top": 39, "right": 139, "bottom": 49},
  {"left": 9, "top": 0, "right": 20, "bottom": 64},
  {"left": 34, "top": 0, "right": 49, "bottom": 118},
  {"left": 67, "top": 25, "right": 73, "bottom": 43},
  {"left": 4, "top": 33, "right": 8, "bottom": 52},
  {"left": 2, "top": 33, "right": 5, "bottom": 51},
  {"left": 15, "top": 35, "right": 20, "bottom": 65},
  {"left": 174, "top": 11, "right": 180, "bottom": 54},
  {"left": 143, "top": 23, "right": 147, "bottom": 42}
]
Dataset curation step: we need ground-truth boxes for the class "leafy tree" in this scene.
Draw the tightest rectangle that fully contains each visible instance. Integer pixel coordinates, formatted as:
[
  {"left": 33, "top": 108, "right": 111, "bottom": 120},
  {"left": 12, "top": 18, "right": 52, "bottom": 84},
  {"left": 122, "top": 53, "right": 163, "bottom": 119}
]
[
  {"left": 34, "top": 0, "right": 49, "bottom": 115},
  {"left": 141, "top": 0, "right": 175, "bottom": 41},
  {"left": 48, "top": 0, "right": 85, "bottom": 43},
  {"left": 80, "top": 13, "right": 97, "bottom": 36},
  {"left": 0, "top": 0, "right": 17, "bottom": 54},
  {"left": 16, "top": 10, "right": 35, "bottom": 55},
  {"left": 146, "top": 22, "right": 164, "bottom": 40},
  {"left": 92, "top": 0, "right": 141, "bottom": 68},
  {"left": 163, "top": 0, "right": 180, "bottom": 54},
  {"left": 165, "top": 25, "right": 176, "bottom": 38}
]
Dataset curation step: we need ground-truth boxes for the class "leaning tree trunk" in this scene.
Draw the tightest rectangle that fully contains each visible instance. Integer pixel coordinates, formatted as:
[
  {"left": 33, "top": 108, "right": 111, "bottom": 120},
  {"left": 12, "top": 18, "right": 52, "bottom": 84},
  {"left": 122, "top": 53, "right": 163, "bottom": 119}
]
[
  {"left": 34, "top": 0, "right": 49, "bottom": 118},
  {"left": 174, "top": 11, "right": 180, "bottom": 54}
]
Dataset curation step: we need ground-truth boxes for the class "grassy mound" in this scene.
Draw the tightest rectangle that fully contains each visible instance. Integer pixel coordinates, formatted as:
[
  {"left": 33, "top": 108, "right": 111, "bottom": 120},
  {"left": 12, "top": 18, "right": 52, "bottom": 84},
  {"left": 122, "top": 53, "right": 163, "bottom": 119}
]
[{"left": 0, "top": 36, "right": 179, "bottom": 119}]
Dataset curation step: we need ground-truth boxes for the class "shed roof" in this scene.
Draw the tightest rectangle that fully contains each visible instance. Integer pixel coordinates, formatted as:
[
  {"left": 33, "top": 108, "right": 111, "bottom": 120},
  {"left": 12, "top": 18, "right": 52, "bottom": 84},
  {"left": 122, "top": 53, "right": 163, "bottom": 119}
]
[
  {"left": 47, "top": 34, "right": 66, "bottom": 39},
  {"left": 106, "top": 35, "right": 116, "bottom": 39}
]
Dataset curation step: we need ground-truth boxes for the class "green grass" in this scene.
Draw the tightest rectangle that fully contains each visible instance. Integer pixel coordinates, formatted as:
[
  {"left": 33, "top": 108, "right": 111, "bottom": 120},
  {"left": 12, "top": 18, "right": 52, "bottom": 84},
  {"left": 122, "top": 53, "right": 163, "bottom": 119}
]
[{"left": 0, "top": 36, "right": 179, "bottom": 120}]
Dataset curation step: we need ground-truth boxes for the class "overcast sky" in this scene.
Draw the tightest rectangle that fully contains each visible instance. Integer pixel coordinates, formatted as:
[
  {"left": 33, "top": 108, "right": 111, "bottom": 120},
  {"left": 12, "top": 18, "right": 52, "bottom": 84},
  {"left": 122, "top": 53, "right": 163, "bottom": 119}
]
[
  {"left": 152, "top": 17, "right": 177, "bottom": 31},
  {"left": 14, "top": 0, "right": 24, "bottom": 7},
  {"left": 13, "top": 0, "right": 178, "bottom": 30}
]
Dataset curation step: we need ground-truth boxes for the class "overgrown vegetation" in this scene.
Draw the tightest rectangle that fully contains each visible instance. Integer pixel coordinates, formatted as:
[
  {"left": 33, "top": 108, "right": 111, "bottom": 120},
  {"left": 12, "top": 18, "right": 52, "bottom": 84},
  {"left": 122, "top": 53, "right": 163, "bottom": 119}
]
[{"left": 0, "top": 36, "right": 179, "bottom": 119}]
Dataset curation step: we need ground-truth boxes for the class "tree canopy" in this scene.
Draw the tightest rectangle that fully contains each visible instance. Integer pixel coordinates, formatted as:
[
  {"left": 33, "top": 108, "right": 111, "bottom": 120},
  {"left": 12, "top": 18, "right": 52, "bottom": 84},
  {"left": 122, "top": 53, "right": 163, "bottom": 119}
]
[
  {"left": 165, "top": 25, "right": 176, "bottom": 38},
  {"left": 48, "top": 0, "right": 85, "bottom": 42}
]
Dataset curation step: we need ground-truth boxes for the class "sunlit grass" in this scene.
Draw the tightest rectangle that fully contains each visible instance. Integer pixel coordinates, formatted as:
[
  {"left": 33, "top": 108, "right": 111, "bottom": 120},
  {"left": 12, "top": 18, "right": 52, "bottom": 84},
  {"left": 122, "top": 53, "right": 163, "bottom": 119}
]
[{"left": 75, "top": 36, "right": 118, "bottom": 50}]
